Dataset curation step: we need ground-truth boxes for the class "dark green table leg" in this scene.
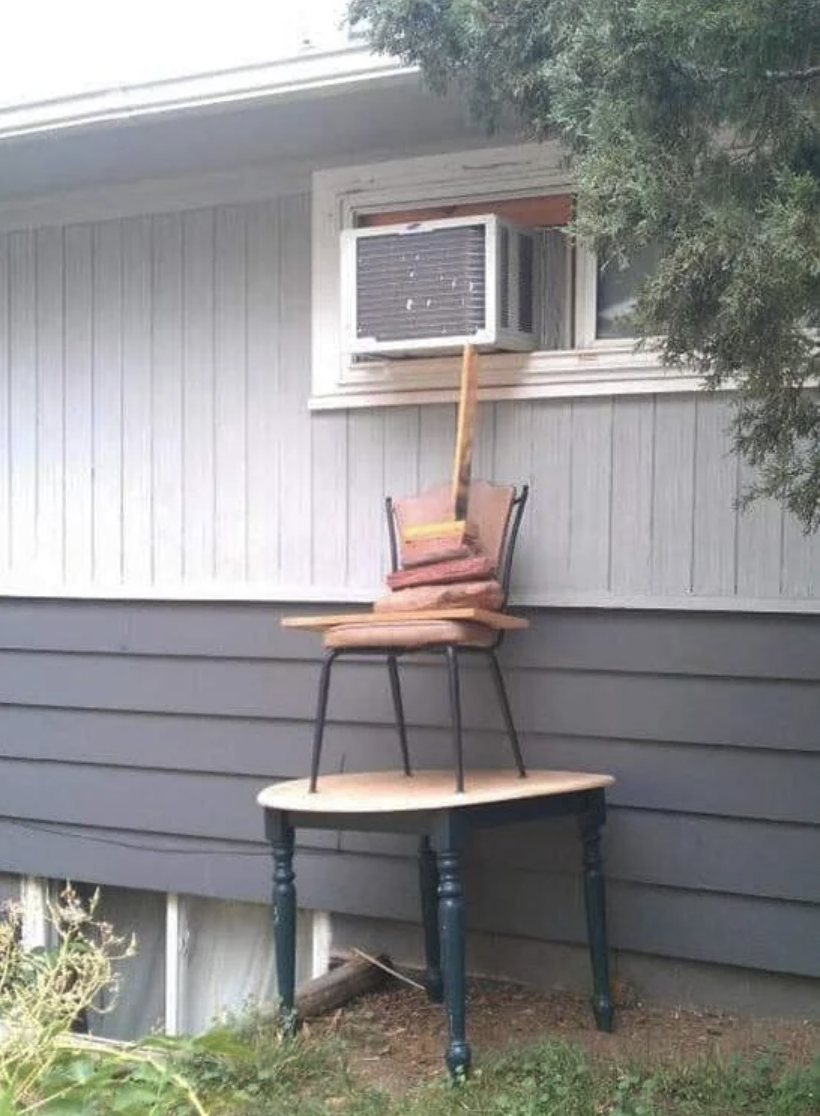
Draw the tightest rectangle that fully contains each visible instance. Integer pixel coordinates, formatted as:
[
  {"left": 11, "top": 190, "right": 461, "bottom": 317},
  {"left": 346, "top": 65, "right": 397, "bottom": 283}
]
[
  {"left": 579, "top": 792, "right": 614, "bottom": 1033},
  {"left": 434, "top": 817, "right": 471, "bottom": 1079},
  {"left": 266, "top": 809, "right": 297, "bottom": 1035},
  {"left": 419, "top": 836, "right": 443, "bottom": 1002}
]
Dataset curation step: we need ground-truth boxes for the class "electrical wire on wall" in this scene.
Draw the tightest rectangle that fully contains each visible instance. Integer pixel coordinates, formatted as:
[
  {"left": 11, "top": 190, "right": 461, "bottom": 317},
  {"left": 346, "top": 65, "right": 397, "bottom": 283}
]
[{"left": 4, "top": 817, "right": 271, "bottom": 857}]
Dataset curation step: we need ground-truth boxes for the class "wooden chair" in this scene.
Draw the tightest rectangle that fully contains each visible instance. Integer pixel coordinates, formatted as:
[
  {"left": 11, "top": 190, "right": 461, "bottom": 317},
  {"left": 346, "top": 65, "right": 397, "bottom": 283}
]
[{"left": 308, "top": 480, "right": 529, "bottom": 793}]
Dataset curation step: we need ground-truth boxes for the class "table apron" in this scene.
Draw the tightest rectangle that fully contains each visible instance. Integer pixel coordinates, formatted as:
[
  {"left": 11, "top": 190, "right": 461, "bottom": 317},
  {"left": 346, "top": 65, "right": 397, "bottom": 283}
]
[{"left": 265, "top": 787, "right": 605, "bottom": 841}]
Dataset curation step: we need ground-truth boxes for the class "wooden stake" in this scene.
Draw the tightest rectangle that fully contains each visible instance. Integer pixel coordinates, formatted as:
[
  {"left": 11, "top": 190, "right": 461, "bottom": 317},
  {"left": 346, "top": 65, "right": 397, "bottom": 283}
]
[{"left": 451, "top": 344, "right": 479, "bottom": 521}]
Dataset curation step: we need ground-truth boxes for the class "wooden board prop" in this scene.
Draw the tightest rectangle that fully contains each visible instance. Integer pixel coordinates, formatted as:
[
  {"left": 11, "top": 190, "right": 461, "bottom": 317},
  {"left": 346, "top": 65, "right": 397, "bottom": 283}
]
[
  {"left": 403, "top": 344, "right": 478, "bottom": 545},
  {"left": 451, "top": 342, "right": 479, "bottom": 521},
  {"left": 282, "top": 607, "right": 528, "bottom": 632}
]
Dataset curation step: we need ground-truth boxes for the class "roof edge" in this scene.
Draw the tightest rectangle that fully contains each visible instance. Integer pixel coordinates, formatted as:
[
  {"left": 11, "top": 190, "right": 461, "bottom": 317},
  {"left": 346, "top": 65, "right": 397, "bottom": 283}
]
[{"left": 0, "top": 45, "right": 416, "bottom": 141}]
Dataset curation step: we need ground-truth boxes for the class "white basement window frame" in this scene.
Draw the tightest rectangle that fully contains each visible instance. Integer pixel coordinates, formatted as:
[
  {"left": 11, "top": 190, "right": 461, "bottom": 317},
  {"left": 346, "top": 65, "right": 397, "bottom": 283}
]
[{"left": 311, "top": 142, "right": 701, "bottom": 409}]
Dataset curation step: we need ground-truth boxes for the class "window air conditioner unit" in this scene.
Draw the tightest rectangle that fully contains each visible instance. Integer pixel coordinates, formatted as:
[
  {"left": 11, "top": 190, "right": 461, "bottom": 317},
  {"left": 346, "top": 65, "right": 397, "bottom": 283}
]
[{"left": 341, "top": 214, "right": 537, "bottom": 356}]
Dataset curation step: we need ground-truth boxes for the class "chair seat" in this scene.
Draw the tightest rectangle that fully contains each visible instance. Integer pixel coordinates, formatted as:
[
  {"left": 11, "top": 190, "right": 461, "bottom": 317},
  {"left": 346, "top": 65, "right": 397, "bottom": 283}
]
[{"left": 323, "top": 619, "right": 497, "bottom": 651}]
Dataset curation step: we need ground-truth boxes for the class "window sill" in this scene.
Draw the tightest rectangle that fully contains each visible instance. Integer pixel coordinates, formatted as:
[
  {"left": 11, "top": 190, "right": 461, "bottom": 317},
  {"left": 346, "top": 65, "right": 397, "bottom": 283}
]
[{"left": 308, "top": 346, "right": 704, "bottom": 410}]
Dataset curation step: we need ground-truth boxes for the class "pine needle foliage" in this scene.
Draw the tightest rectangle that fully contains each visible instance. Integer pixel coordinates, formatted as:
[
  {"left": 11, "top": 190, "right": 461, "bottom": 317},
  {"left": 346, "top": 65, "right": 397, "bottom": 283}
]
[{"left": 349, "top": 0, "right": 820, "bottom": 529}]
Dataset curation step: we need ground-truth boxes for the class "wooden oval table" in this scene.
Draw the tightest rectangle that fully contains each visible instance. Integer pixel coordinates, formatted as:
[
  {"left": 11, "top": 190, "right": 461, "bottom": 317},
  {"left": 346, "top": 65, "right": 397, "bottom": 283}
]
[{"left": 258, "top": 768, "right": 616, "bottom": 1079}]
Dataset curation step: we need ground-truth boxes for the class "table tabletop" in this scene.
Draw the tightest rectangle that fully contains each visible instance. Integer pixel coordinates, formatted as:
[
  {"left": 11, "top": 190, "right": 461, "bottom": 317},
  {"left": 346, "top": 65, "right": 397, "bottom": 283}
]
[{"left": 257, "top": 768, "right": 614, "bottom": 815}]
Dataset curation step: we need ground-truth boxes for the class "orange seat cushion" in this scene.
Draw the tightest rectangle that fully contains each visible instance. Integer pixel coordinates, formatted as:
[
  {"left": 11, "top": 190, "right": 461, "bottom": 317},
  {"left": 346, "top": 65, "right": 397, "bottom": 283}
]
[{"left": 323, "top": 619, "right": 496, "bottom": 651}]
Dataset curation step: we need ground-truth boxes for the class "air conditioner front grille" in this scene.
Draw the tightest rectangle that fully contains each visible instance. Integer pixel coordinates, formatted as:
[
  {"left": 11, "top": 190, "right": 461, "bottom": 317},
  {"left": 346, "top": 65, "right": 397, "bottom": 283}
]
[{"left": 355, "top": 225, "right": 487, "bottom": 342}]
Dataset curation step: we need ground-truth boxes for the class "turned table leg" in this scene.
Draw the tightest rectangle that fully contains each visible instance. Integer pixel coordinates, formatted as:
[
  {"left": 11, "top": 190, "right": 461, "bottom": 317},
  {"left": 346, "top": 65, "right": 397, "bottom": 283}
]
[
  {"left": 434, "top": 818, "right": 470, "bottom": 1079},
  {"left": 579, "top": 792, "right": 614, "bottom": 1033},
  {"left": 266, "top": 810, "right": 298, "bottom": 1035},
  {"left": 418, "top": 836, "right": 443, "bottom": 1002}
]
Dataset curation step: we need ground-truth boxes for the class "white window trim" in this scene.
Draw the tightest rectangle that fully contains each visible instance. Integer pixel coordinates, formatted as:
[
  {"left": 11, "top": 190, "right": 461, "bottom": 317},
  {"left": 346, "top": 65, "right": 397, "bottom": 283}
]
[{"left": 310, "top": 142, "right": 699, "bottom": 410}]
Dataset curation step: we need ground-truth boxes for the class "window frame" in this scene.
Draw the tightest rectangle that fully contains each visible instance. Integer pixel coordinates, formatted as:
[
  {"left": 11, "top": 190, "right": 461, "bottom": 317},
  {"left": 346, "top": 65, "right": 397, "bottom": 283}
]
[{"left": 310, "top": 142, "right": 697, "bottom": 409}]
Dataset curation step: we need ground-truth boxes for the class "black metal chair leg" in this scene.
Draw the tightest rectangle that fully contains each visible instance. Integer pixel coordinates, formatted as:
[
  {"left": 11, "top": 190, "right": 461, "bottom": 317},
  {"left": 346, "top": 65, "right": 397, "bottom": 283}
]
[
  {"left": 444, "top": 646, "right": 465, "bottom": 793},
  {"left": 487, "top": 649, "right": 526, "bottom": 778},
  {"left": 387, "top": 655, "right": 412, "bottom": 776},
  {"left": 309, "top": 649, "right": 338, "bottom": 793}
]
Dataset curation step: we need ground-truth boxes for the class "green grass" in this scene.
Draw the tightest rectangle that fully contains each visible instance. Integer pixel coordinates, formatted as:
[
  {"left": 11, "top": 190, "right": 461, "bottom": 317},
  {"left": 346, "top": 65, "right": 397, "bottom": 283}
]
[
  {"left": 167, "top": 1012, "right": 820, "bottom": 1116},
  {"left": 26, "top": 1012, "right": 820, "bottom": 1116},
  {"left": 358, "top": 1041, "right": 820, "bottom": 1116}
]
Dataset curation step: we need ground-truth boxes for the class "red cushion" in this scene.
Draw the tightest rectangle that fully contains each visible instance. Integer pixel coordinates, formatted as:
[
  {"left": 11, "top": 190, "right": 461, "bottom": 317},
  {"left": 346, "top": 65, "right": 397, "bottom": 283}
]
[{"left": 386, "top": 555, "right": 495, "bottom": 590}]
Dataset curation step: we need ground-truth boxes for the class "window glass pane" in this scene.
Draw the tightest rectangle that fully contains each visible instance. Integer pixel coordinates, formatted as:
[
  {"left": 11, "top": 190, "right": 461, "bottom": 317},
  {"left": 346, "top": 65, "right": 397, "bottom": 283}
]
[{"left": 596, "top": 242, "right": 662, "bottom": 339}]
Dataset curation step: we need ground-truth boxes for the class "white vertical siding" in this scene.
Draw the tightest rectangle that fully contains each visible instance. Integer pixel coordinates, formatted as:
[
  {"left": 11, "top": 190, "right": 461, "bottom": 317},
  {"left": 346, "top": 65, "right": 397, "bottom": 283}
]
[
  {"left": 610, "top": 397, "right": 654, "bottom": 595},
  {"left": 692, "top": 395, "right": 739, "bottom": 596},
  {"left": 494, "top": 402, "right": 536, "bottom": 592},
  {"left": 347, "top": 411, "right": 387, "bottom": 588},
  {"left": 0, "top": 236, "right": 9, "bottom": 571},
  {"left": 0, "top": 196, "right": 817, "bottom": 608},
  {"left": 151, "top": 213, "right": 184, "bottom": 586},
  {"left": 9, "top": 231, "right": 37, "bottom": 575},
  {"left": 93, "top": 222, "right": 124, "bottom": 584},
  {"left": 650, "top": 396, "right": 696, "bottom": 596},
  {"left": 529, "top": 400, "right": 572, "bottom": 593},
  {"left": 214, "top": 207, "right": 248, "bottom": 582},
  {"left": 63, "top": 225, "right": 94, "bottom": 585},
  {"left": 121, "top": 217, "right": 153, "bottom": 585},
  {"left": 782, "top": 514, "right": 820, "bottom": 599},
  {"left": 736, "top": 461, "right": 783, "bottom": 599},
  {"left": 182, "top": 207, "right": 216, "bottom": 584},
  {"left": 382, "top": 408, "right": 420, "bottom": 514},
  {"left": 245, "top": 201, "right": 280, "bottom": 585},
  {"left": 35, "top": 228, "right": 65, "bottom": 584},
  {"left": 567, "top": 398, "right": 613, "bottom": 591},
  {"left": 418, "top": 405, "right": 456, "bottom": 491},
  {"left": 277, "top": 193, "right": 313, "bottom": 588}
]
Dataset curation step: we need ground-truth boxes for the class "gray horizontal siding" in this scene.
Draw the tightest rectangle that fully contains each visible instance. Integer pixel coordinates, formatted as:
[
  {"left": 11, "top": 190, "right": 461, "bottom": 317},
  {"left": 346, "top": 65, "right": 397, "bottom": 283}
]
[
  {"left": 2, "top": 596, "right": 818, "bottom": 676},
  {"left": 0, "top": 599, "right": 817, "bottom": 984},
  {"left": 1, "top": 709, "right": 818, "bottom": 824},
  {"left": 289, "top": 852, "right": 820, "bottom": 978}
]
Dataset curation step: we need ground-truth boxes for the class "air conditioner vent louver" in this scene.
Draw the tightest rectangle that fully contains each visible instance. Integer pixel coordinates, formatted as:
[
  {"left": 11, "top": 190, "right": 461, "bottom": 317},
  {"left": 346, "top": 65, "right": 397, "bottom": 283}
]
[
  {"left": 499, "top": 225, "right": 510, "bottom": 329},
  {"left": 518, "top": 234, "right": 534, "bottom": 335},
  {"left": 356, "top": 225, "right": 486, "bottom": 341},
  {"left": 342, "top": 214, "right": 537, "bottom": 356}
]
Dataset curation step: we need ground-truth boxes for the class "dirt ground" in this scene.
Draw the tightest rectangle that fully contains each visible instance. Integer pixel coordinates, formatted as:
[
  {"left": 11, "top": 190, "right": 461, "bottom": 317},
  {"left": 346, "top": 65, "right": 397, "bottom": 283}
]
[{"left": 312, "top": 975, "right": 820, "bottom": 1093}]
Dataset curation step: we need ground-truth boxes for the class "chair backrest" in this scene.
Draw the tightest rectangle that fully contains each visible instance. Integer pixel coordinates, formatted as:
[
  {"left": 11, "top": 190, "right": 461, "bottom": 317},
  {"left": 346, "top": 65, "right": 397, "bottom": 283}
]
[{"left": 386, "top": 480, "right": 529, "bottom": 608}]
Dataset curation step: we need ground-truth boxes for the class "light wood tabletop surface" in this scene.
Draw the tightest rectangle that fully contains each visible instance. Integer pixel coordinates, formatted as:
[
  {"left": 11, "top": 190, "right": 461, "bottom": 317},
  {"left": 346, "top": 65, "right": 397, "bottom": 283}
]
[{"left": 257, "top": 768, "right": 615, "bottom": 814}]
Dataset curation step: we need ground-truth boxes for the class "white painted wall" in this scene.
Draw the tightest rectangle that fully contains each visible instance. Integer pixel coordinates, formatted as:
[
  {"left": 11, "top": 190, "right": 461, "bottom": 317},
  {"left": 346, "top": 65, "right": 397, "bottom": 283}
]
[{"left": 0, "top": 193, "right": 817, "bottom": 610}]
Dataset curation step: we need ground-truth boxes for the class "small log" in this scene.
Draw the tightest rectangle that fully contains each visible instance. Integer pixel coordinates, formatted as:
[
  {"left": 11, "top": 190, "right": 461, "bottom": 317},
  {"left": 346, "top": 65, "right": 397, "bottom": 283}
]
[{"left": 295, "top": 953, "right": 390, "bottom": 1019}]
